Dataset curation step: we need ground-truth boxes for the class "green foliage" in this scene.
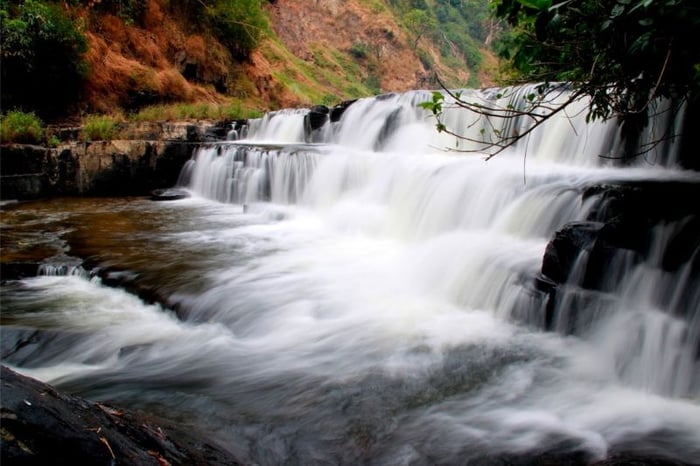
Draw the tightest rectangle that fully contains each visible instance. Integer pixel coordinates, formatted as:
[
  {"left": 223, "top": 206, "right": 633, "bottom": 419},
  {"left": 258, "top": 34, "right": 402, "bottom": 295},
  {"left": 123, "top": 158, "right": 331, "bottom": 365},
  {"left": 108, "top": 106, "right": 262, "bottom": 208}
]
[
  {"left": 492, "top": 0, "right": 700, "bottom": 123},
  {"left": 389, "top": 0, "right": 490, "bottom": 76},
  {"left": 440, "top": 18, "right": 484, "bottom": 71},
  {"left": 81, "top": 115, "right": 119, "bottom": 141},
  {"left": 364, "top": 74, "right": 382, "bottom": 95},
  {"left": 350, "top": 41, "right": 370, "bottom": 60},
  {"left": 0, "top": 111, "right": 45, "bottom": 144},
  {"left": 1, "top": 0, "right": 88, "bottom": 118},
  {"left": 208, "top": 0, "right": 267, "bottom": 60},
  {"left": 403, "top": 9, "right": 437, "bottom": 48},
  {"left": 418, "top": 91, "right": 445, "bottom": 120},
  {"left": 169, "top": 0, "right": 267, "bottom": 60},
  {"left": 417, "top": 48, "right": 434, "bottom": 70},
  {"left": 70, "top": 0, "right": 147, "bottom": 24},
  {"left": 47, "top": 135, "right": 61, "bottom": 148},
  {"left": 129, "top": 102, "right": 262, "bottom": 122}
]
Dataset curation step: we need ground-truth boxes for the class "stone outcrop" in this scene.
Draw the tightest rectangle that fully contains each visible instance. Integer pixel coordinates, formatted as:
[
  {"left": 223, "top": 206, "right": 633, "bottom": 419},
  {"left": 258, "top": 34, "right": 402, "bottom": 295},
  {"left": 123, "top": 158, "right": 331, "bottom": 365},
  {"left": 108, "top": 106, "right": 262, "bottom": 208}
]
[
  {"left": 536, "top": 180, "right": 700, "bottom": 332},
  {"left": 0, "top": 121, "right": 236, "bottom": 200},
  {"left": 0, "top": 365, "right": 239, "bottom": 465},
  {"left": 303, "top": 105, "right": 329, "bottom": 143},
  {"left": 0, "top": 141, "right": 193, "bottom": 199}
]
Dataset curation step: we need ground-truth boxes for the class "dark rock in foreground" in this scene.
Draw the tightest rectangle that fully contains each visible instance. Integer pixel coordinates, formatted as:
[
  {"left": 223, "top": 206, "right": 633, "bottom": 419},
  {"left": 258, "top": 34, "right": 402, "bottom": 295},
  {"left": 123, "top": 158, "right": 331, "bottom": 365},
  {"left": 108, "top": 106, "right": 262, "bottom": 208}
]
[
  {"left": 1, "top": 366, "right": 691, "bottom": 465},
  {"left": 0, "top": 365, "right": 239, "bottom": 466}
]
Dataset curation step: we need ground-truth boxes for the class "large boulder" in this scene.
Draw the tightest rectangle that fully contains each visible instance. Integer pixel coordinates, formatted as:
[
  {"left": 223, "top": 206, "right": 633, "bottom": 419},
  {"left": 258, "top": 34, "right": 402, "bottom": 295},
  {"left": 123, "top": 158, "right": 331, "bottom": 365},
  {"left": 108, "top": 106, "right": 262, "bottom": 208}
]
[
  {"left": 0, "top": 365, "right": 240, "bottom": 466},
  {"left": 303, "top": 106, "right": 330, "bottom": 143}
]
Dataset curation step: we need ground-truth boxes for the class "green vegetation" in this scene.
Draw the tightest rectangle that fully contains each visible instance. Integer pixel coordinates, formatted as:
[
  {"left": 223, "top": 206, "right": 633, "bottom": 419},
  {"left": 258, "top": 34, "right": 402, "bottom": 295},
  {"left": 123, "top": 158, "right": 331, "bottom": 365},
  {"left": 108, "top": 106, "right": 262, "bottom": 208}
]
[
  {"left": 387, "top": 0, "right": 493, "bottom": 82},
  {"left": 0, "top": 111, "right": 45, "bottom": 144},
  {"left": 403, "top": 9, "right": 437, "bottom": 48},
  {"left": 72, "top": 0, "right": 147, "bottom": 24},
  {"left": 168, "top": 0, "right": 267, "bottom": 60},
  {"left": 492, "top": 0, "right": 700, "bottom": 124},
  {"left": 207, "top": 0, "right": 268, "bottom": 60},
  {"left": 81, "top": 115, "right": 120, "bottom": 141},
  {"left": 0, "top": 0, "right": 496, "bottom": 130},
  {"left": 128, "top": 102, "right": 263, "bottom": 122},
  {"left": 0, "top": 0, "right": 269, "bottom": 120},
  {"left": 421, "top": 0, "right": 700, "bottom": 161},
  {"left": 1, "top": 0, "right": 88, "bottom": 118}
]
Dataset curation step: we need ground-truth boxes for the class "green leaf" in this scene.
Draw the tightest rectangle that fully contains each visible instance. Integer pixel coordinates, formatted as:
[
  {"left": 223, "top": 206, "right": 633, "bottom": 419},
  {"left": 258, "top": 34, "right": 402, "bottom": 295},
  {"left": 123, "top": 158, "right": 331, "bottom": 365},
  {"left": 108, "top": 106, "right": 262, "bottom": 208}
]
[
  {"left": 611, "top": 4, "right": 625, "bottom": 17},
  {"left": 517, "top": 0, "right": 552, "bottom": 10},
  {"left": 549, "top": 0, "right": 573, "bottom": 11}
]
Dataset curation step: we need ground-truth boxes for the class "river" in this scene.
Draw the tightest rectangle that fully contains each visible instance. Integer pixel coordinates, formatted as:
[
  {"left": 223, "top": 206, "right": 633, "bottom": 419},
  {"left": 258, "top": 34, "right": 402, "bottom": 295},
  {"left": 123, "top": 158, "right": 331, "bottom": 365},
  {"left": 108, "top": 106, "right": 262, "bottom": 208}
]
[{"left": 1, "top": 88, "right": 699, "bottom": 465}]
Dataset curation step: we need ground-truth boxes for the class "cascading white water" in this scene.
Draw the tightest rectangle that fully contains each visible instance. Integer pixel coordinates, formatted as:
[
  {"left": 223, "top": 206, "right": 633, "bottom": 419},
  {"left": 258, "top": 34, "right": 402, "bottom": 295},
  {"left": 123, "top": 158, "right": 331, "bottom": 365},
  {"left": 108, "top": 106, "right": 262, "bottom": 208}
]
[
  {"left": 2, "top": 87, "right": 698, "bottom": 465},
  {"left": 179, "top": 87, "right": 699, "bottom": 400}
]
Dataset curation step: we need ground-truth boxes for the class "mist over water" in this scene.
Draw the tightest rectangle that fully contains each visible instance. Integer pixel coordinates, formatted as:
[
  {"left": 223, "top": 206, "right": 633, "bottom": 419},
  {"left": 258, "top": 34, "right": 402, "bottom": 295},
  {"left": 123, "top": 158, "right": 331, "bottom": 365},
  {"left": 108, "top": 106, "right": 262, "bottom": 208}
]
[{"left": 2, "top": 89, "right": 699, "bottom": 464}]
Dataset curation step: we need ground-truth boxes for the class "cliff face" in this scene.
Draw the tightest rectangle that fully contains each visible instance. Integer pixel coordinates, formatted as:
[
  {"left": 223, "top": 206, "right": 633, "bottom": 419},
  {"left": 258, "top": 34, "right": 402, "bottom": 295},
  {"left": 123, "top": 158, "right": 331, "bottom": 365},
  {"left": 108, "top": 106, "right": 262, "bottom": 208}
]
[{"left": 63, "top": 0, "right": 491, "bottom": 115}]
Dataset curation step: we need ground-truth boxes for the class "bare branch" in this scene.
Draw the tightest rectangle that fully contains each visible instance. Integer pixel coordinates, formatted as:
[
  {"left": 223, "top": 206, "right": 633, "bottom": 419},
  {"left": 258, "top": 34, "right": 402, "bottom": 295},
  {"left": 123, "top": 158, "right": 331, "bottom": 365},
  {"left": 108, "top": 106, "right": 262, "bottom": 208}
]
[{"left": 428, "top": 77, "right": 587, "bottom": 160}]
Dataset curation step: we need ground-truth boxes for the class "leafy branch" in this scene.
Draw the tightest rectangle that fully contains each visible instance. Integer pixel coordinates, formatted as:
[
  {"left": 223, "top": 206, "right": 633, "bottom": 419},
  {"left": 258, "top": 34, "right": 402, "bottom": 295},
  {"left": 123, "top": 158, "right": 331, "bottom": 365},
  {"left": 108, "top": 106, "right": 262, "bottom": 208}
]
[{"left": 420, "top": 78, "right": 585, "bottom": 160}]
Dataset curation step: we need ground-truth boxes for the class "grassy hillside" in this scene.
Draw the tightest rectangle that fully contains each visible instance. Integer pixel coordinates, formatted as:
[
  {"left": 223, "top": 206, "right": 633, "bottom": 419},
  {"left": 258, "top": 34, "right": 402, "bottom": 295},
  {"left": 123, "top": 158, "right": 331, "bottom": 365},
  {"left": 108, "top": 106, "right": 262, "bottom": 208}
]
[{"left": 0, "top": 0, "right": 498, "bottom": 124}]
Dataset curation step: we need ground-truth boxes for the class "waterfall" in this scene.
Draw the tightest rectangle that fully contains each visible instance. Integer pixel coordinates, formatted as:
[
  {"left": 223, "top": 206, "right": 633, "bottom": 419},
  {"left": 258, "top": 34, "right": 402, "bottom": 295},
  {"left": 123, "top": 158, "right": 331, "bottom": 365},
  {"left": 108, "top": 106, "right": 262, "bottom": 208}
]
[
  {"left": 181, "top": 88, "right": 699, "bottom": 402},
  {"left": 3, "top": 86, "right": 699, "bottom": 465}
]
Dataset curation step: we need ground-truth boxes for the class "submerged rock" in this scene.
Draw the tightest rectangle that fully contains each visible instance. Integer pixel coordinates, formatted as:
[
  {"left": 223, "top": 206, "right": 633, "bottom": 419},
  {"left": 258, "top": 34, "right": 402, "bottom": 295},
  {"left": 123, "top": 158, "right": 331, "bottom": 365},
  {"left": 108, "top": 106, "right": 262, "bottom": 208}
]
[
  {"left": 150, "top": 188, "right": 190, "bottom": 201},
  {"left": 0, "top": 365, "right": 240, "bottom": 466}
]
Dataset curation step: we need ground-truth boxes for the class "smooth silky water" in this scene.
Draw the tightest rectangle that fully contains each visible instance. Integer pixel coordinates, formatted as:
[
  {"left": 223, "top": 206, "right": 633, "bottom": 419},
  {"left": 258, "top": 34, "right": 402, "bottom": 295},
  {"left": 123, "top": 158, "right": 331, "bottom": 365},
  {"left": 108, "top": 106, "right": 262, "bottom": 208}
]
[{"left": 1, "top": 89, "right": 699, "bottom": 465}]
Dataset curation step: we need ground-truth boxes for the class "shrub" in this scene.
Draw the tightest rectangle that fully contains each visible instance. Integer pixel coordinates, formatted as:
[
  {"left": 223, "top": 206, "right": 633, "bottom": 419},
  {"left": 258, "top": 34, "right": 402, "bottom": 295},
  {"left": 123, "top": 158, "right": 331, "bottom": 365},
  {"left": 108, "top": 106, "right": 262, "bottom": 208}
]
[
  {"left": 47, "top": 135, "right": 61, "bottom": 148},
  {"left": 1, "top": 0, "right": 88, "bottom": 118},
  {"left": 0, "top": 111, "right": 45, "bottom": 144},
  {"left": 169, "top": 0, "right": 267, "bottom": 60},
  {"left": 129, "top": 102, "right": 262, "bottom": 122},
  {"left": 350, "top": 42, "right": 369, "bottom": 60},
  {"left": 82, "top": 115, "right": 119, "bottom": 141},
  {"left": 417, "top": 48, "right": 433, "bottom": 71},
  {"left": 364, "top": 74, "right": 382, "bottom": 95}
]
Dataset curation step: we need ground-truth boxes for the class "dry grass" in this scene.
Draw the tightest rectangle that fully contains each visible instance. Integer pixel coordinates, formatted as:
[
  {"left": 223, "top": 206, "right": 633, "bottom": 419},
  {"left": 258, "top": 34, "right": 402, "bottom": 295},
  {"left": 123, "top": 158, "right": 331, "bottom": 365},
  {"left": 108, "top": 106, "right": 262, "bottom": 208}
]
[{"left": 79, "top": 1, "right": 237, "bottom": 114}]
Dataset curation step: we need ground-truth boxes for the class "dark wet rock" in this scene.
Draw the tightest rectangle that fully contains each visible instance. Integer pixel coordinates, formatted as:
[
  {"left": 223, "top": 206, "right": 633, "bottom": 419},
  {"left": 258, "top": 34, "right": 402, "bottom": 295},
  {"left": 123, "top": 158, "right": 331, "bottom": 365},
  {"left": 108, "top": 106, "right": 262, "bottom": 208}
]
[
  {"left": 374, "top": 108, "right": 402, "bottom": 151},
  {"left": 304, "top": 109, "right": 329, "bottom": 143},
  {"left": 375, "top": 92, "right": 397, "bottom": 101},
  {"left": 330, "top": 100, "right": 357, "bottom": 123},
  {"left": 0, "top": 365, "right": 240, "bottom": 466},
  {"left": 541, "top": 221, "right": 605, "bottom": 284},
  {"left": 150, "top": 188, "right": 190, "bottom": 201},
  {"left": 0, "top": 141, "right": 195, "bottom": 200},
  {"left": 0, "top": 145, "right": 50, "bottom": 200},
  {"left": 544, "top": 179, "right": 700, "bottom": 288},
  {"left": 537, "top": 179, "right": 700, "bottom": 334},
  {"left": 0, "top": 262, "right": 40, "bottom": 281},
  {"left": 583, "top": 180, "right": 700, "bottom": 226},
  {"left": 203, "top": 122, "right": 231, "bottom": 141},
  {"left": 310, "top": 105, "right": 330, "bottom": 115}
]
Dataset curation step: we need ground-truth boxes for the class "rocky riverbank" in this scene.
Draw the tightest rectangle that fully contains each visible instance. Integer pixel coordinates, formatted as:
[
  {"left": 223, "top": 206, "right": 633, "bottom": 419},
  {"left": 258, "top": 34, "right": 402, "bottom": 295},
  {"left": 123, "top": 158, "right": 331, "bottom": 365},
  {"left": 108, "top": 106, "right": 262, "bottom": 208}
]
[
  {"left": 1, "top": 366, "right": 240, "bottom": 465},
  {"left": 0, "top": 120, "right": 231, "bottom": 200}
]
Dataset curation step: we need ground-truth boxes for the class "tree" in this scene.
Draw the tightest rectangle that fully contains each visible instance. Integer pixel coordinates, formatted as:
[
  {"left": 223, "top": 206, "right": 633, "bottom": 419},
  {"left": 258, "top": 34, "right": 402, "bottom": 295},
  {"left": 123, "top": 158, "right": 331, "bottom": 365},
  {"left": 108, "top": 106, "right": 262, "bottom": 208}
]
[
  {"left": 403, "top": 9, "right": 437, "bottom": 49},
  {"left": 1, "top": 0, "right": 88, "bottom": 117},
  {"left": 494, "top": 0, "right": 700, "bottom": 123},
  {"left": 423, "top": 0, "right": 700, "bottom": 161}
]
